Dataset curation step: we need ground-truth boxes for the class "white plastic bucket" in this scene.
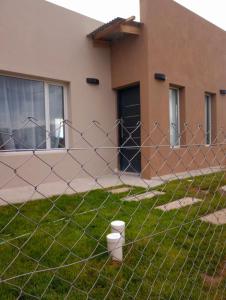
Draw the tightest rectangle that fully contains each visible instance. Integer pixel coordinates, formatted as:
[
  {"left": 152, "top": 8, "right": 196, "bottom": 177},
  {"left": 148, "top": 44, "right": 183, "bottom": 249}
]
[
  {"left": 111, "top": 220, "right": 125, "bottom": 245},
  {"left": 106, "top": 232, "right": 123, "bottom": 262}
]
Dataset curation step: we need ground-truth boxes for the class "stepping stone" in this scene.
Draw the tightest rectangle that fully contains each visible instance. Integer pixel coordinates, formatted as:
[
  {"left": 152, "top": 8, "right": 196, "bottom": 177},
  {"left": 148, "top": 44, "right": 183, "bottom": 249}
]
[
  {"left": 202, "top": 260, "right": 226, "bottom": 287},
  {"left": 109, "top": 187, "right": 131, "bottom": 194},
  {"left": 156, "top": 197, "right": 202, "bottom": 211},
  {"left": 220, "top": 186, "right": 226, "bottom": 195},
  {"left": 123, "top": 191, "right": 165, "bottom": 202},
  {"left": 200, "top": 208, "right": 226, "bottom": 225}
]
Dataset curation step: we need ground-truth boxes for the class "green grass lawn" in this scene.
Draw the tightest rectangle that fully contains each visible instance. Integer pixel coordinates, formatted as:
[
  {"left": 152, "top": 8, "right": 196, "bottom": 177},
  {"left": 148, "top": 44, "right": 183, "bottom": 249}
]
[{"left": 0, "top": 172, "right": 225, "bottom": 299}]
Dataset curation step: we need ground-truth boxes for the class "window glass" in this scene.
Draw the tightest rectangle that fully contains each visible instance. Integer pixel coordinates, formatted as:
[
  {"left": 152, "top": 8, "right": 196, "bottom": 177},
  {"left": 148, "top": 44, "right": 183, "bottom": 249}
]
[
  {"left": 0, "top": 76, "right": 45, "bottom": 150},
  {"left": 169, "top": 88, "right": 180, "bottom": 146},
  {"left": 205, "top": 94, "right": 212, "bottom": 145},
  {"left": 49, "top": 84, "right": 65, "bottom": 148}
]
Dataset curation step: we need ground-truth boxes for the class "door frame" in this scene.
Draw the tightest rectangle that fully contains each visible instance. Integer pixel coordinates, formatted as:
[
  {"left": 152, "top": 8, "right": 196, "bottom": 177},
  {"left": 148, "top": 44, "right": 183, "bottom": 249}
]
[{"left": 117, "top": 84, "right": 141, "bottom": 174}]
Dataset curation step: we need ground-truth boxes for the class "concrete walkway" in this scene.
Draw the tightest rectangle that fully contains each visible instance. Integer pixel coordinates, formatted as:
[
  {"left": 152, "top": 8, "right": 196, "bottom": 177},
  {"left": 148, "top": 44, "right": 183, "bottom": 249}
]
[
  {"left": 0, "top": 166, "right": 223, "bottom": 206},
  {"left": 0, "top": 174, "right": 163, "bottom": 205}
]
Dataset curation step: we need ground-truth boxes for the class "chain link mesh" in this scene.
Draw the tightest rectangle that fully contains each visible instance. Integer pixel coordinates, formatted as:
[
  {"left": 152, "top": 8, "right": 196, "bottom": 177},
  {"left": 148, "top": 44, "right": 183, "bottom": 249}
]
[{"left": 0, "top": 118, "right": 225, "bottom": 299}]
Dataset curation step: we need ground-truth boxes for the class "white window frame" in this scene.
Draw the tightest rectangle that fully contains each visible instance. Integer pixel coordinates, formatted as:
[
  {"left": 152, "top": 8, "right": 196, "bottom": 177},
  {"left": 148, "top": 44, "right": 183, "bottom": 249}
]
[
  {"left": 169, "top": 87, "right": 180, "bottom": 147},
  {"left": 205, "top": 93, "right": 212, "bottom": 145},
  {"left": 0, "top": 73, "right": 69, "bottom": 153}
]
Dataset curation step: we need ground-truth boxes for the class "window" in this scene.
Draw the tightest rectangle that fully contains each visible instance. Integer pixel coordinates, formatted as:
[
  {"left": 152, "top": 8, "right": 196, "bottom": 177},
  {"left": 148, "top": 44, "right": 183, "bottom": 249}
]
[
  {"left": 0, "top": 75, "right": 66, "bottom": 151},
  {"left": 205, "top": 93, "right": 212, "bottom": 145},
  {"left": 169, "top": 88, "right": 180, "bottom": 147}
]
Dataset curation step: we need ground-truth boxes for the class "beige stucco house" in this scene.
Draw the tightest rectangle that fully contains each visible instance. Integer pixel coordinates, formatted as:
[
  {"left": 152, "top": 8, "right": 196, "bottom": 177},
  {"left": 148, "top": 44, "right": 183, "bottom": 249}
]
[{"left": 1, "top": 0, "right": 226, "bottom": 192}]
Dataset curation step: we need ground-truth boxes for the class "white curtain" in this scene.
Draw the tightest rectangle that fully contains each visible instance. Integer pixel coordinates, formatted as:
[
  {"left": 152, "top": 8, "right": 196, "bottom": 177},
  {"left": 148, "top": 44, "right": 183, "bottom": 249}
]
[{"left": 0, "top": 76, "right": 46, "bottom": 150}]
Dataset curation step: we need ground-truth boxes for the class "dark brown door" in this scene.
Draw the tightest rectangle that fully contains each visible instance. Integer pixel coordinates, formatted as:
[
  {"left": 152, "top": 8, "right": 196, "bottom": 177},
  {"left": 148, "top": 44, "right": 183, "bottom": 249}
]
[{"left": 118, "top": 85, "right": 141, "bottom": 173}]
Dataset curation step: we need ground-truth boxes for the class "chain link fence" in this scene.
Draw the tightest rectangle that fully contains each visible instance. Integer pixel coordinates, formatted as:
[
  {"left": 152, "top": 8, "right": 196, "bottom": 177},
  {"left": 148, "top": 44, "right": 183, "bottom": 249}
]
[{"left": 0, "top": 118, "right": 225, "bottom": 299}]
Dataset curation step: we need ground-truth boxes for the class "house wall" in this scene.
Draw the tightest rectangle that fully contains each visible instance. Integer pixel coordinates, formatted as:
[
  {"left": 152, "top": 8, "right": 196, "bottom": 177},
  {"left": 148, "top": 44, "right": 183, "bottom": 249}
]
[
  {"left": 111, "top": 0, "right": 226, "bottom": 178},
  {"left": 0, "top": 0, "right": 117, "bottom": 189},
  {"left": 111, "top": 18, "right": 151, "bottom": 178}
]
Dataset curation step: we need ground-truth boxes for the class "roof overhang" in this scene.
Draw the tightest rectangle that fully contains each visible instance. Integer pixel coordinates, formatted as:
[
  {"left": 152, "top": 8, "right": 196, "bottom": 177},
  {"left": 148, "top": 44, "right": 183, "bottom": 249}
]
[{"left": 87, "top": 17, "right": 143, "bottom": 47}]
